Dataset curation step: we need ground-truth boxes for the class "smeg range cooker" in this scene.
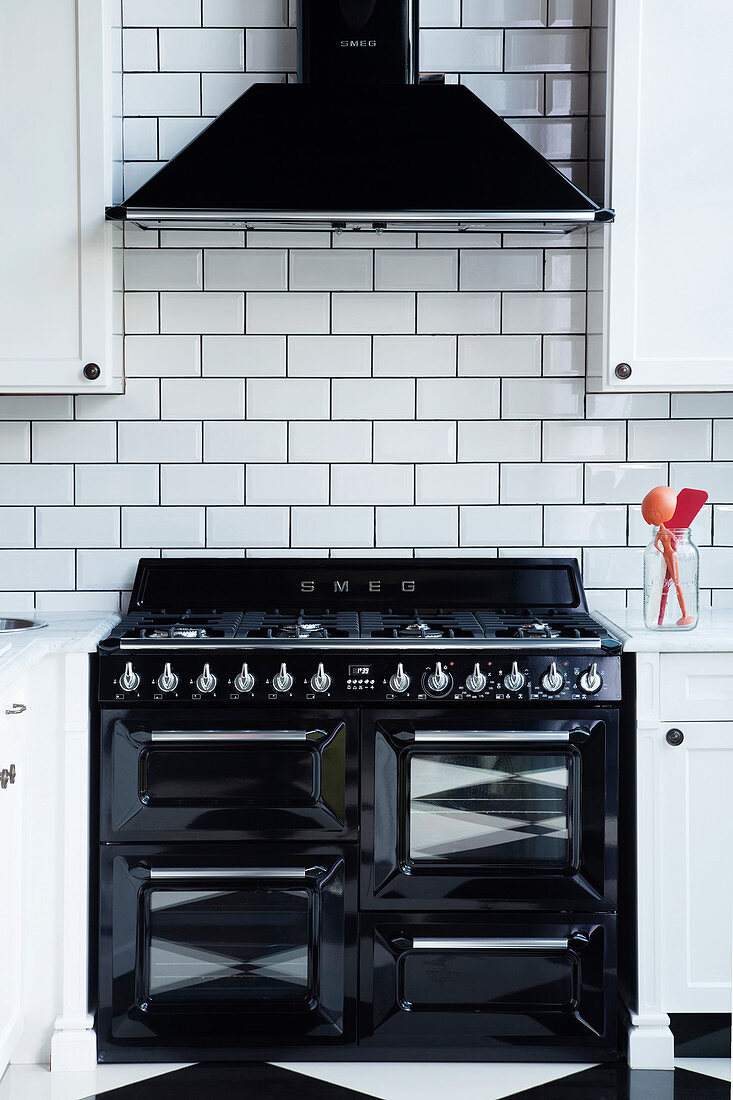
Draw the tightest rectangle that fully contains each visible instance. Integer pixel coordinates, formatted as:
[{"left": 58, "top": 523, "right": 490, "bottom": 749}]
[{"left": 94, "top": 557, "right": 621, "bottom": 1063}]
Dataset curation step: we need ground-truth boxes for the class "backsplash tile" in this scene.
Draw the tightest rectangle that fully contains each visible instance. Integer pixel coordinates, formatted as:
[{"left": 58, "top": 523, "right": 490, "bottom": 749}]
[{"left": 0, "top": 3, "right": 730, "bottom": 609}]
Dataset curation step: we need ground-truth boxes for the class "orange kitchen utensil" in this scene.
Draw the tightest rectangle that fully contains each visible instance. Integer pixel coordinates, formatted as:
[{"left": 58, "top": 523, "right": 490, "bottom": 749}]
[{"left": 657, "top": 488, "right": 708, "bottom": 625}]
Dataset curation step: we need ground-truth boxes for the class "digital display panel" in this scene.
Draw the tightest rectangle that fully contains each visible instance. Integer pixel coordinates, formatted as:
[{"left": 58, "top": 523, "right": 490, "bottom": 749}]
[{"left": 349, "top": 665, "right": 372, "bottom": 677}]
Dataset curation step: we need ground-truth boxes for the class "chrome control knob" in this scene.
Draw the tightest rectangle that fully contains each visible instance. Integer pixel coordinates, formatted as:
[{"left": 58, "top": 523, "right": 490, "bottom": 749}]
[
  {"left": 273, "top": 662, "right": 294, "bottom": 693},
  {"left": 578, "top": 662, "right": 602, "bottom": 695},
  {"left": 389, "top": 663, "right": 410, "bottom": 693},
  {"left": 465, "top": 663, "right": 487, "bottom": 693},
  {"left": 503, "top": 661, "right": 526, "bottom": 693},
  {"left": 540, "top": 661, "right": 564, "bottom": 694},
  {"left": 426, "top": 661, "right": 452, "bottom": 695},
  {"left": 119, "top": 661, "right": 140, "bottom": 693},
  {"left": 196, "top": 662, "right": 217, "bottom": 694},
  {"left": 233, "top": 663, "right": 255, "bottom": 694},
  {"left": 157, "top": 662, "right": 179, "bottom": 693},
  {"left": 310, "top": 662, "right": 332, "bottom": 694}
]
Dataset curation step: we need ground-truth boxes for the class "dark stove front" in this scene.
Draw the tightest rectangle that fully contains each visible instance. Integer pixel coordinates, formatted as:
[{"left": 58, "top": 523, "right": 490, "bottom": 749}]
[{"left": 94, "top": 558, "right": 620, "bottom": 1063}]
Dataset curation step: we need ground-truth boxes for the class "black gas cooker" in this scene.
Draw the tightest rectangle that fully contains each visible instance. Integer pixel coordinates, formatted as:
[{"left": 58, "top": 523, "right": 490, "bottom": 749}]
[{"left": 98, "top": 557, "right": 621, "bottom": 706}]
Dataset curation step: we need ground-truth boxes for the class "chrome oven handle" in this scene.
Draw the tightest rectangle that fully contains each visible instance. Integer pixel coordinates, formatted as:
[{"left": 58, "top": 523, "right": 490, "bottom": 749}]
[
  {"left": 148, "top": 867, "right": 323, "bottom": 880},
  {"left": 413, "top": 729, "right": 590, "bottom": 743},
  {"left": 410, "top": 936, "right": 585, "bottom": 951},
  {"left": 149, "top": 731, "right": 310, "bottom": 743}
]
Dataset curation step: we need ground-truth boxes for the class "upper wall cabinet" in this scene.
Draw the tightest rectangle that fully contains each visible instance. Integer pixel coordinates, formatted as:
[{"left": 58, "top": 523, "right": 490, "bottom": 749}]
[
  {"left": 602, "top": 0, "right": 733, "bottom": 391},
  {"left": 0, "top": 1, "right": 122, "bottom": 394}
]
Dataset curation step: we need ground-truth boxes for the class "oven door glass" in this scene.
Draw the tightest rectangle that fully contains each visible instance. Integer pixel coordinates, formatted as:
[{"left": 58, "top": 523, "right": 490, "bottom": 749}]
[
  {"left": 363, "top": 711, "right": 617, "bottom": 910},
  {"left": 100, "top": 708, "right": 356, "bottom": 841},
  {"left": 408, "top": 749, "right": 574, "bottom": 870},
  {"left": 145, "top": 884, "right": 312, "bottom": 1008},
  {"left": 360, "top": 913, "right": 616, "bottom": 1056},
  {"left": 97, "top": 845, "right": 356, "bottom": 1056}
]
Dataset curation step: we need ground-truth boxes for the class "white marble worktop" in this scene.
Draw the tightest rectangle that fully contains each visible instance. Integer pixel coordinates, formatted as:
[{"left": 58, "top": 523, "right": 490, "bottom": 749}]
[
  {"left": 0, "top": 612, "right": 119, "bottom": 694},
  {"left": 593, "top": 609, "right": 733, "bottom": 652}
]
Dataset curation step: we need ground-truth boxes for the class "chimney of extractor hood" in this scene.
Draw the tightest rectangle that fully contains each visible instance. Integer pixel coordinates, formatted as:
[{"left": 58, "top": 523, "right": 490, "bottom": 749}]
[{"left": 299, "top": 0, "right": 419, "bottom": 86}]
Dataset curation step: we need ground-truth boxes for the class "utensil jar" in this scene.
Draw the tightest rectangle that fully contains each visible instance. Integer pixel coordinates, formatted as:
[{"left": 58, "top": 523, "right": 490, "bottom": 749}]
[{"left": 643, "top": 527, "right": 699, "bottom": 630}]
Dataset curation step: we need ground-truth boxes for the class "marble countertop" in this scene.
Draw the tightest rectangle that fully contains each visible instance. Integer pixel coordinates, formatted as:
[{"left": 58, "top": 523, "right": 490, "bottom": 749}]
[
  {"left": 593, "top": 609, "right": 733, "bottom": 652},
  {"left": 0, "top": 611, "right": 120, "bottom": 694}
]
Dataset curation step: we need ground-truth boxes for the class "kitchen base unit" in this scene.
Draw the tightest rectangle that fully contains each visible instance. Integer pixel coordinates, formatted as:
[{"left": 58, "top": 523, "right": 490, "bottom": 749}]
[
  {"left": 94, "top": 557, "right": 621, "bottom": 1061},
  {"left": 597, "top": 612, "right": 733, "bottom": 1070}
]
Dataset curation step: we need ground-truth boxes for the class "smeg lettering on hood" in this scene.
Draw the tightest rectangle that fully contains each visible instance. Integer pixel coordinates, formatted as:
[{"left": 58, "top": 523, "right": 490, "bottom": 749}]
[{"left": 340, "top": 39, "right": 377, "bottom": 47}]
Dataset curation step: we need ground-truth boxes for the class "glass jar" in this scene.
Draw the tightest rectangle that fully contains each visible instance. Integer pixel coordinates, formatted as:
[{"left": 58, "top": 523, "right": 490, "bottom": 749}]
[{"left": 643, "top": 527, "right": 699, "bottom": 630}]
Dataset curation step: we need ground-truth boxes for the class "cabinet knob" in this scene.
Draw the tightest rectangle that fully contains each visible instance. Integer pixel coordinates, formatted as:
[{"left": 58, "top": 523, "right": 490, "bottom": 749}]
[
  {"left": 0, "top": 768, "right": 9, "bottom": 790},
  {"left": 5, "top": 702, "right": 26, "bottom": 715},
  {"left": 666, "top": 728, "right": 684, "bottom": 746},
  {"left": 83, "top": 362, "right": 101, "bottom": 380},
  {"left": 615, "top": 362, "right": 632, "bottom": 380}
]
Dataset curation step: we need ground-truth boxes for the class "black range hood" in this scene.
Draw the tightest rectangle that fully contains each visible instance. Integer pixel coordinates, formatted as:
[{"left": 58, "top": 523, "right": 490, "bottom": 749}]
[{"left": 107, "top": 0, "right": 612, "bottom": 234}]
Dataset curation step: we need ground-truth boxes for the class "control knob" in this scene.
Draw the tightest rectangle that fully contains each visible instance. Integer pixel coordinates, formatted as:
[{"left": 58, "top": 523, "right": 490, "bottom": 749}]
[
  {"left": 310, "top": 662, "right": 332, "bottom": 694},
  {"left": 426, "top": 661, "right": 452, "bottom": 696},
  {"left": 503, "top": 661, "right": 526, "bottom": 693},
  {"left": 540, "top": 661, "right": 564, "bottom": 694},
  {"left": 465, "top": 662, "right": 487, "bottom": 693},
  {"left": 233, "top": 663, "right": 255, "bottom": 694},
  {"left": 157, "top": 662, "right": 179, "bottom": 693},
  {"left": 578, "top": 662, "right": 603, "bottom": 695},
  {"left": 119, "top": 661, "right": 140, "bottom": 693},
  {"left": 273, "top": 662, "right": 294, "bottom": 693},
  {"left": 196, "top": 662, "right": 217, "bottom": 694},
  {"left": 389, "top": 663, "right": 410, "bottom": 694}
]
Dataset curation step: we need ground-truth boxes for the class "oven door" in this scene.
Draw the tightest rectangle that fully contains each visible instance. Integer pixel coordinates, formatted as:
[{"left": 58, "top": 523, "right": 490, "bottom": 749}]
[
  {"left": 100, "top": 708, "right": 356, "bottom": 841},
  {"left": 362, "top": 709, "right": 617, "bottom": 910},
  {"left": 360, "top": 913, "right": 616, "bottom": 1058},
  {"left": 97, "top": 845, "right": 356, "bottom": 1059}
]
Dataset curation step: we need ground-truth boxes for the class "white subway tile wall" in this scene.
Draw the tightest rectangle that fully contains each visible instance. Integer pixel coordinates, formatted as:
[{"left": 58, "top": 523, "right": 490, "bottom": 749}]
[{"left": 0, "top": 3, "right": 730, "bottom": 608}]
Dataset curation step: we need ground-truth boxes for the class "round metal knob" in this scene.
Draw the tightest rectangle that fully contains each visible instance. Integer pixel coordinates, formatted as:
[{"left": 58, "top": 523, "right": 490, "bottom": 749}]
[
  {"left": 578, "top": 662, "right": 602, "bottom": 695},
  {"left": 310, "top": 662, "right": 332, "bottom": 694},
  {"left": 615, "top": 362, "right": 632, "bottom": 380},
  {"left": 157, "top": 662, "right": 179, "bottom": 693},
  {"left": 120, "top": 661, "right": 140, "bottom": 693},
  {"left": 83, "top": 362, "right": 101, "bottom": 380},
  {"left": 666, "top": 728, "right": 684, "bottom": 746},
  {"left": 465, "top": 662, "right": 487, "bottom": 693},
  {"left": 503, "top": 661, "right": 526, "bottom": 693},
  {"left": 233, "top": 663, "right": 255, "bottom": 694},
  {"left": 540, "top": 661, "right": 564, "bottom": 695},
  {"left": 273, "top": 662, "right": 294, "bottom": 693},
  {"left": 196, "top": 662, "right": 217, "bottom": 694},
  {"left": 426, "top": 661, "right": 452, "bottom": 696},
  {"left": 389, "top": 662, "right": 410, "bottom": 694},
  {"left": 8, "top": 763, "right": 16, "bottom": 785}
]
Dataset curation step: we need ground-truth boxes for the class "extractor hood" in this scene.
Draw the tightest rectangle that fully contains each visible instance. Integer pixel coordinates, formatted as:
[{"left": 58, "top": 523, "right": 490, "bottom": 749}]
[{"left": 107, "top": 0, "right": 612, "bottom": 234}]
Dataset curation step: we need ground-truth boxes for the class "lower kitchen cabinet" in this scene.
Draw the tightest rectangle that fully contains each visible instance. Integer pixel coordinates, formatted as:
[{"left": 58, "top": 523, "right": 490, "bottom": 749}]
[
  {"left": 619, "top": 640, "right": 733, "bottom": 1069},
  {"left": 0, "top": 677, "right": 27, "bottom": 1078},
  {"left": 659, "top": 720, "right": 733, "bottom": 1013}
]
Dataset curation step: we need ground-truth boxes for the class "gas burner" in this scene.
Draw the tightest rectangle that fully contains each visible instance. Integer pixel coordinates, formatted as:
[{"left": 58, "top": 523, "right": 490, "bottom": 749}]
[
  {"left": 117, "top": 611, "right": 243, "bottom": 641},
  {"left": 361, "top": 610, "right": 485, "bottom": 640},
  {"left": 237, "top": 609, "right": 360, "bottom": 641}
]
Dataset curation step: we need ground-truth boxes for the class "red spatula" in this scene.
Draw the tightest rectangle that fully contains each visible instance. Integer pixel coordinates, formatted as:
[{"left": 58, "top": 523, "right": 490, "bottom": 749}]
[{"left": 657, "top": 488, "right": 708, "bottom": 625}]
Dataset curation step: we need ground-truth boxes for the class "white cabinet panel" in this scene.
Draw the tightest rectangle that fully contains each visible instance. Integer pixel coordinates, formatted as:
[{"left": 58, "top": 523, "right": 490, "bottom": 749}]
[
  {"left": 0, "top": 1, "right": 122, "bottom": 393},
  {"left": 660, "top": 721, "right": 733, "bottom": 1012},
  {"left": 604, "top": 0, "right": 733, "bottom": 390},
  {"left": 0, "top": 680, "right": 27, "bottom": 1077},
  {"left": 660, "top": 653, "right": 733, "bottom": 722}
]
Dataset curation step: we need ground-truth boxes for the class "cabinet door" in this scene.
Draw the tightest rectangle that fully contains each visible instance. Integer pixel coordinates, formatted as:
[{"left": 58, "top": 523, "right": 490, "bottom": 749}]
[
  {"left": 0, "top": 1, "right": 122, "bottom": 394},
  {"left": 604, "top": 0, "right": 733, "bottom": 390},
  {"left": 660, "top": 721, "right": 733, "bottom": 1012},
  {"left": 0, "top": 686, "right": 27, "bottom": 1076}
]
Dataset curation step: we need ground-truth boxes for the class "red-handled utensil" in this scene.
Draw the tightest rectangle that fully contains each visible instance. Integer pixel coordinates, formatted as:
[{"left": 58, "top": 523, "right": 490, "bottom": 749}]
[{"left": 657, "top": 488, "right": 708, "bottom": 625}]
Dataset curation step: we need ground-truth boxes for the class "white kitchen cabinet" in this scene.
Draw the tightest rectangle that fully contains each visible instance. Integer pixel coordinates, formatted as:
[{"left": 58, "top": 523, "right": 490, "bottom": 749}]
[
  {"left": 0, "top": 1, "right": 123, "bottom": 394},
  {"left": 0, "top": 679, "right": 27, "bottom": 1078},
  {"left": 601, "top": 0, "right": 733, "bottom": 390},
  {"left": 660, "top": 720, "right": 733, "bottom": 1014},
  {"left": 596, "top": 618, "right": 733, "bottom": 1070}
]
